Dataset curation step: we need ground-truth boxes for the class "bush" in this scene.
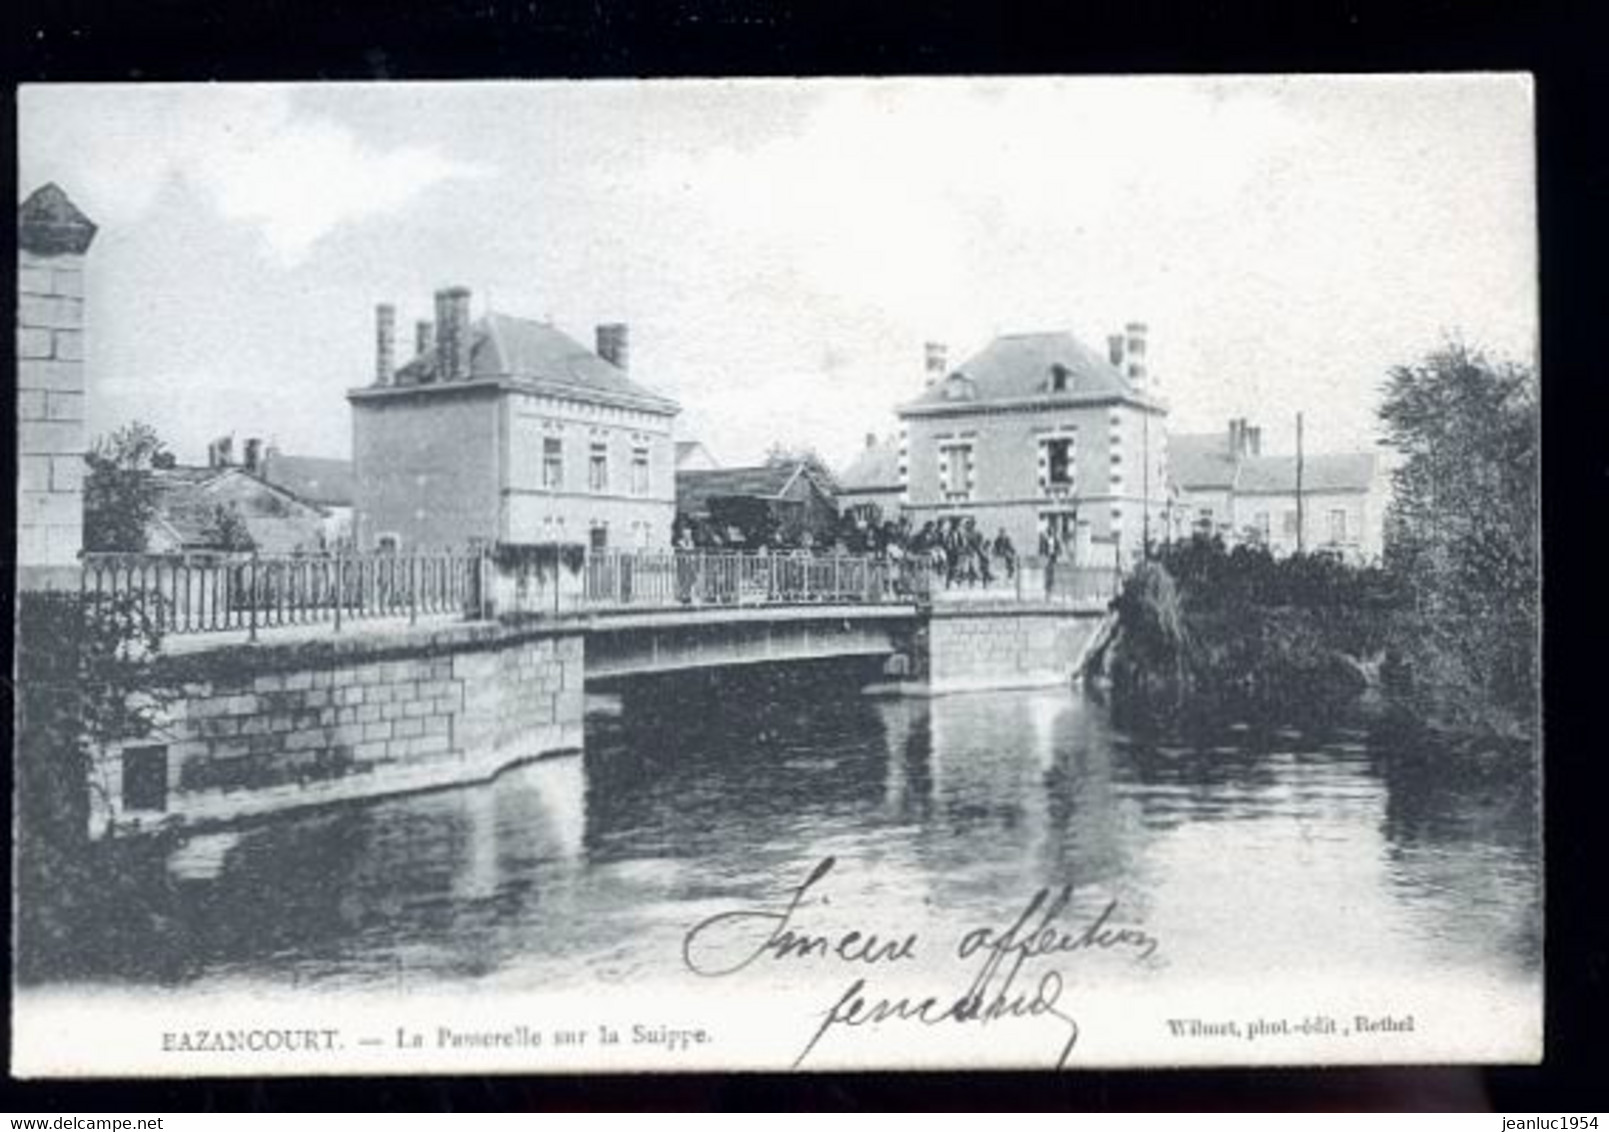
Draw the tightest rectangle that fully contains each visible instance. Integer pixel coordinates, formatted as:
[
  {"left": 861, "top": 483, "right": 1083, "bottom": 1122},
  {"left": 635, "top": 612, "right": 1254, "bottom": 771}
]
[
  {"left": 14, "top": 588, "right": 170, "bottom": 981},
  {"left": 1104, "top": 538, "right": 1400, "bottom": 718}
]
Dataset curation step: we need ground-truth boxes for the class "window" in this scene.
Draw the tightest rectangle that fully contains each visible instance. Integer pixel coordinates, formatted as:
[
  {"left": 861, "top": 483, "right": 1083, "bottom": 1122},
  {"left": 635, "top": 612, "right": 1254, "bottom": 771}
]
[
  {"left": 1197, "top": 507, "right": 1214, "bottom": 523},
  {"left": 1283, "top": 510, "right": 1300, "bottom": 537},
  {"left": 939, "top": 442, "right": 974, "bottom": 502},
  {"left": 1329, "top": 508, "right": 1348, "bottom": 543},
  {"left": 1256, "top": 511, "right": 1271, "bottom": 539},
  {"left": 543, "top": 438, "right": 564, "bottom": 489},
  {"left": 589, "top": 443, "right": 609, "bottom": 492},
  {"left": 1050, "top": 364, "right": 1070, "bottom": 393},
  {"left": 122, "top": 745, "right": 168, "bottom": 812},
  {"left": 631, "top": 447, "right": 650, "bottom": 495},
  {"left": 589, "top": 524, "right": 609, "bottom": 552},
  {"left": 376, "top": 533, "right": 400, "bottom": 553},
  {"left": 1043, "top": 437, "right": 1074, "bottom": 490}
]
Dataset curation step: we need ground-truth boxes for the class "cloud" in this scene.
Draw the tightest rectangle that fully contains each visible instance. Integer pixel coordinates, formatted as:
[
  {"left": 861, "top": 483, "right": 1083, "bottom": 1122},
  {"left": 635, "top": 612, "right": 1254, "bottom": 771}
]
[
  {"left": 641, "top": 79, "right": 1299, "bottom": 336},
  {"left": 20, "top": 85, "right": 483, "bottom": 265}
]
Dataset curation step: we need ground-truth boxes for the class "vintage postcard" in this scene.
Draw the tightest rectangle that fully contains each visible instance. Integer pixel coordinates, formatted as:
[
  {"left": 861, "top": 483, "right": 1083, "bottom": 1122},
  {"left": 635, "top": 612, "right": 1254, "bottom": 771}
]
[{"left": 12, "top": 76, "right": 1540, "bottom": 1077}]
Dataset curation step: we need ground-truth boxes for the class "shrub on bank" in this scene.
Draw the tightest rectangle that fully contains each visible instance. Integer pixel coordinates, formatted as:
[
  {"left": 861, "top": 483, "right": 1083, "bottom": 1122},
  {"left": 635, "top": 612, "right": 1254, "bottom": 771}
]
[
  {"left": 14, "top": 588, "right": 174, "bottom": 981},
  {"left": 1098, "top": 537, "right": 1399, "bottom": 717}
]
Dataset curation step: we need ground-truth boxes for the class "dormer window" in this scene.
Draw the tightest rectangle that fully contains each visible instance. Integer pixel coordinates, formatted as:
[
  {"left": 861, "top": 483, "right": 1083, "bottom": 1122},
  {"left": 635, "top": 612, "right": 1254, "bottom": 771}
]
[
  {"left": 941, "top": 372, "right": 976, "bottom": 402},
  {"left": 1050, "top": 364, "right": 1071, "bottom": 393}
]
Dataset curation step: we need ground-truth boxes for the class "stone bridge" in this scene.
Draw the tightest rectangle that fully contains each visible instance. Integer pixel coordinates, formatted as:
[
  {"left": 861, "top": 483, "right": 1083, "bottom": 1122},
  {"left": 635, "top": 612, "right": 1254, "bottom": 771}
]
[{"left": 94, "top": 594, "right": 1111, "bottom": 839}]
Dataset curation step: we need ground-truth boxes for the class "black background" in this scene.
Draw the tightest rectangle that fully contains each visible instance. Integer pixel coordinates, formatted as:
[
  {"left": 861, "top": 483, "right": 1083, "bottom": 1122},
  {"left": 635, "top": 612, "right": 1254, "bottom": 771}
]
[{"left": 3, "top": 0, "right": 1606, "bottom": 1112}]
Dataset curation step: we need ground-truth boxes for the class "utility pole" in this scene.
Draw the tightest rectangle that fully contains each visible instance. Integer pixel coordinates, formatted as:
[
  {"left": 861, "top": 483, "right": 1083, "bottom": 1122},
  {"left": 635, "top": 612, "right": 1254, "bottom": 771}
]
[
  {"left": 1141, "top": 409, "right": 1151, "bottom": 560},
  {"left": 1295, "top": 411, "right": 1305, "bottom": 555}
]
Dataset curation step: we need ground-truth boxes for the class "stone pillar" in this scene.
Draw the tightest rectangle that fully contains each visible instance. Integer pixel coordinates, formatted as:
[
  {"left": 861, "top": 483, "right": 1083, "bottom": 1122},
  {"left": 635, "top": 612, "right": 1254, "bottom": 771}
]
[{"left": 17, "top": 184, "right": 97, "bottom": 591}]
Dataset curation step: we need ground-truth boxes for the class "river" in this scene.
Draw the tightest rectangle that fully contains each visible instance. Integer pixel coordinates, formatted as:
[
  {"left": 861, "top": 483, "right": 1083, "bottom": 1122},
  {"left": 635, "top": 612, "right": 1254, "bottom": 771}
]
[{"left": 28, "top": 660, "right": 1541, "bottom": 1011}]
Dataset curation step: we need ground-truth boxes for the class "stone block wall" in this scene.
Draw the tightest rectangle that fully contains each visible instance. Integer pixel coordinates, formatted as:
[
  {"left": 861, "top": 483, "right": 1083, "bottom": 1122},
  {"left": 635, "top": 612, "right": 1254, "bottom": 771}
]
[
  {"left": 455, "top": 633, "right": 585, "bottom": 759},
  {"left": 17, "top": 185, "right": 97, "bottom": 589},
  {"left": 923, "top": 606, "right": 1105, "bottom": 694},
  {"left": 94, "top": 622, "right": 586, "bottom": 837}
]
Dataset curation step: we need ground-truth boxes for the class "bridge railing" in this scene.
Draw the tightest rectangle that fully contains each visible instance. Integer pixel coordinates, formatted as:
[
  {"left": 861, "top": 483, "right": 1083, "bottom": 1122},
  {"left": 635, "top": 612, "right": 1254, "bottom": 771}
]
[
  {"left": 582, "top": 550, "right": 930, "bottom": 609},
  {"left": 81, "top": 551, "right": 484, "bottom": 638},
  {"left": 914, "top": 555, "right": 1121, "bottom": 606},
  {"left": 79, "top": 548, "right": 932, "bottom": 637}
]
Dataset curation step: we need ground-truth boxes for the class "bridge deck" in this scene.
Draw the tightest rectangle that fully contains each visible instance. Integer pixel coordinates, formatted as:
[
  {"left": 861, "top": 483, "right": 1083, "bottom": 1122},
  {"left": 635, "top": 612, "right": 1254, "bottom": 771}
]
[{"left": 159, "top": 602, "right": 923, "bottom": 655}]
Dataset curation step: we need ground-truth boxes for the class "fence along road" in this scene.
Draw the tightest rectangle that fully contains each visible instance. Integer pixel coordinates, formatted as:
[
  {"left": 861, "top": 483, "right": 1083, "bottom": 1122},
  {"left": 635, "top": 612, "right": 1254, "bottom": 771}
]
[{"left": 79, "top": 548, "right": 1117, "bottom": 643}]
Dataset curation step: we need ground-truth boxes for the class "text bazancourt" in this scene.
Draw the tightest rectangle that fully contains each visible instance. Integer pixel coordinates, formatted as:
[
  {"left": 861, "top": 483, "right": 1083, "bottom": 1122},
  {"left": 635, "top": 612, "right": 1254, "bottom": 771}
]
[{"left": 161, "top": 1028, "right": 340, "bottom": 1053}]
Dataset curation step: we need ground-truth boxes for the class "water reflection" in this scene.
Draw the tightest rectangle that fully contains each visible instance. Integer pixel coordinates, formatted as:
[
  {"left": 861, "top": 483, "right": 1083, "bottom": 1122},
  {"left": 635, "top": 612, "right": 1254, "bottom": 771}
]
[{"left": 27, "top": 660, "right": 1540, "bottom": 996}]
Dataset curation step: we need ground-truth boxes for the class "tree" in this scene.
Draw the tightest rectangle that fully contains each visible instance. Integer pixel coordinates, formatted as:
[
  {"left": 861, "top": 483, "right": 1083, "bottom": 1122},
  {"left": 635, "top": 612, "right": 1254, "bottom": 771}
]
[
  {"left": 1378, "top": 342, "right": 1539, "bottom": 735},
  {"left": 201, "top": 502, "right": 256, "bottom": 552},
  {"left": 83, "top": 422, "right": 171, "bottom": 553}
]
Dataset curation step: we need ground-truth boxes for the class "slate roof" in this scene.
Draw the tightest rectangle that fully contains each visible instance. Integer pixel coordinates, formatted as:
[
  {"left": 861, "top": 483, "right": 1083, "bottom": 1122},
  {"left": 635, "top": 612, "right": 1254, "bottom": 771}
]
[
  {"left": 903, "top": 331, "right": 1140, "bottom": 412},
  {"left": 150, "top": 467, "right": 328, "bottom": 554},
  {"left": 260, "top": 454, "right": 354, "bottom": 507},
  {"left": 1234, "top": 452, "right": 1378, "bottom": 495},
  {"left": 1168, "top": 432, "right": 1378, "bottom": 495},
  {"left": 1167, "top": 432, "right": 1239, "bottom": 491},
  {"left": 390, "top": 312, "right": 678, "bottom": 414},
  {"left": 676, "top": 463, "right": 827, "bottom": 515},
  {"left": 675, "top": 440, "right": 719, "bottom": 468},
  {"left": 838, "top": 437, "right": 902, "bottom": 492}
]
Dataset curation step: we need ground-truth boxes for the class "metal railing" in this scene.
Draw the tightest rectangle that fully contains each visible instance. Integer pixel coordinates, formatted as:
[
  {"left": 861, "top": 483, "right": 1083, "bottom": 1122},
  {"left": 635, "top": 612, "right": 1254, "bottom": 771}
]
[
  {"left": 1040, "top": 560, "right": 1123, "bottom": 605},
  {"left": 78, "top": 546, "right": 1114, "bottom": 639},
  {"left": 81, "top": 551, "right": 484, "bottom": 638},
  {"left": 911, "top": 554, "right": 1121, "bottom": 606},
  {"left": 582, "top": 550, "right": 930, "bottom": 609}
]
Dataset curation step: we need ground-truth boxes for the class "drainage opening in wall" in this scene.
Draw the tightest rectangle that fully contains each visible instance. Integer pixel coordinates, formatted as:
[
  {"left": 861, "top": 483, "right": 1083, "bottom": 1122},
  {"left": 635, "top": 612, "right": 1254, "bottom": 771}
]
[{"left": 121, "top": 744, "right": 169, "bottom": 813}]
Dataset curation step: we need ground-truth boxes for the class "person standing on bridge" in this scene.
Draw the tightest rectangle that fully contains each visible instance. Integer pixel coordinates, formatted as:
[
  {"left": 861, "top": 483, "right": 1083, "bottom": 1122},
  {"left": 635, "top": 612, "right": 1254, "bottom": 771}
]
[
  {"left": 1040, "top": 523, "right": 1063, "bottom": 600},
  {"left": 993, "top": 527, "right": 1017, "bottom": 581},
  {"left": 964, "top": 518, "right": 990, "bottom": 587}
]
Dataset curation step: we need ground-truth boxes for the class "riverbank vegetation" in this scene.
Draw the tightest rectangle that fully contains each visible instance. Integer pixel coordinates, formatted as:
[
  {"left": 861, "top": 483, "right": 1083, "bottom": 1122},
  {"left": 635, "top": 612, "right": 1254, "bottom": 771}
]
[
  {"left": 15, "top": 582, "right": 177, "bottom": 981},
  {"left": 1097, "top": 539, "right": 1401, "bottom": 722},
  {"left": 1376, "top": 343, "right": 1538, "bottom": 747},
  {"left": 1100, "top": 342, "right": 1538, "bottom": 752}
]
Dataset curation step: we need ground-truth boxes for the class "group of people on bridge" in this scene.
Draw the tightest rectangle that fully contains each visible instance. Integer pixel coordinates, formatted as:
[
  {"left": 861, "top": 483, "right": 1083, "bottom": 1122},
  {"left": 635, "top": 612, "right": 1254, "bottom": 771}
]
[{"left": 670, "top": 509, "right": 1095, "bottom": 596}]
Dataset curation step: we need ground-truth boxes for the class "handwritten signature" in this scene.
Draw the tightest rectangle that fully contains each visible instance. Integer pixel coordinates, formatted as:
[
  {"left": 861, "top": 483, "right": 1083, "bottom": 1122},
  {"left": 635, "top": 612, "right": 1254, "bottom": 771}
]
[{"left": 681, "top": 856, "right": 1160, "bottom": 1069}]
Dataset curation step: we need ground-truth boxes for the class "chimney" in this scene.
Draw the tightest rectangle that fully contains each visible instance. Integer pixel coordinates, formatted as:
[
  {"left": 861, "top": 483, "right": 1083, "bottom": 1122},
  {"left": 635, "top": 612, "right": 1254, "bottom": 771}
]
[
  {"left": 596, "top": 323, "right": 630, "bottom": 371},
  {"left": 1227, "top": 419, "right": 1241, "bottom": 458},
  {"left": 415, "top": 319, "right": 435, "bottom": 360},
  {"left": 924, "top": 341, "right": 948, "bottom": 387},
  {"left": 243, "top": 437, "right": 263, "bottom": 473},
  {"left": 434, "top": 286, "right": 472, "bottom": 382},
  {"left": 1108, "top": 333, "right": 1125, "bottom": 369},
  {"left": 209, "top": 435, "right": 234, "bottom": 468},
  {"left": 1247, "top": 425, "right": 1262, "bottom": 458},
  {"left": 1124, "top": 321, "right": 1148, "bottom": 387},
  {"left": 375, "top": 303, "right": 396, "bottom": 386}
]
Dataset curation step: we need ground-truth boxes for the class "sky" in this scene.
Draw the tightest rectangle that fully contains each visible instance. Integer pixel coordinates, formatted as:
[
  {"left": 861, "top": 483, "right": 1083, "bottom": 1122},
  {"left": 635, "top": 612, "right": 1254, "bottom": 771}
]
[{"left": 19, "top": 77, "right": 1536, "bottom": 470}]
